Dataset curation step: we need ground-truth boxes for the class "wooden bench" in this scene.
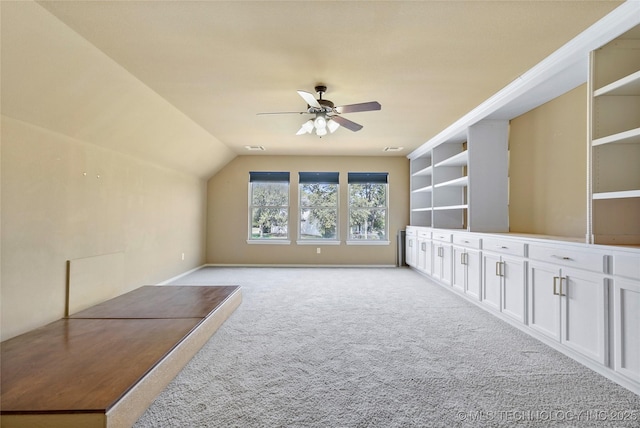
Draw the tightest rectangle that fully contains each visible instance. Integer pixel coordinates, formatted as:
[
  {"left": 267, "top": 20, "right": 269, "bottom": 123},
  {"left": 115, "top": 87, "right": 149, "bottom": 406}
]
[{"left": 0, "top": 285, "right": 242, "bottom": 428}]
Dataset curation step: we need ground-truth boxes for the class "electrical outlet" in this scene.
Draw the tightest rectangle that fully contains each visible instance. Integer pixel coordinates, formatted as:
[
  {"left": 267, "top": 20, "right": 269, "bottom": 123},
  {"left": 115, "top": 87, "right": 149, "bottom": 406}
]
[{"left": 316, "top": 248, "right": 321, "bottom": 254}]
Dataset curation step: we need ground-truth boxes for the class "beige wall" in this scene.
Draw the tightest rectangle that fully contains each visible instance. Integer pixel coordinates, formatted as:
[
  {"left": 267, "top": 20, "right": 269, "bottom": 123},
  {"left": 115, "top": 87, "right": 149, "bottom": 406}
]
[
  {"left": 509, "top": 84, "right": 587, "bottom": 239},
  {"left": 1, "top": 117, "right": 208, "bottom": 340},
  {"left": 206, "top": 156, "right": 409, "bottom": 265}
]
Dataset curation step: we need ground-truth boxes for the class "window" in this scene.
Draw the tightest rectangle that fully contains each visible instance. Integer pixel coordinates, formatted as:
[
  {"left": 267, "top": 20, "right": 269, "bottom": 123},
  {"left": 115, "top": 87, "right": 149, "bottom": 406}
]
[
  {"left": 249, "top": 172, "right": 290, "bottom": 241},
  {"left": 348, "top": 172, "right": 388, "bottom": 242},
  {"left": 299, "top": 172, "right": 339, "bottom": 241}
]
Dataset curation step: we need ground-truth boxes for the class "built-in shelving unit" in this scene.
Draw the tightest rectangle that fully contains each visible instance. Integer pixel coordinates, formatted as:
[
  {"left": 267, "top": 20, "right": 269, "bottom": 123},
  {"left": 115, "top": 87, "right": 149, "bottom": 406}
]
[
  {"left": 410, "top": 155, "right": 433, "bottom": 226},
  {"left": 589, "top": 24, "right": 640, "bottom": 245},
  {"left": 409, "top": 1, "right": 640, "bottom": 245},
  {"left": 409, "top": 119, "right": 508, "bottom": 232}
]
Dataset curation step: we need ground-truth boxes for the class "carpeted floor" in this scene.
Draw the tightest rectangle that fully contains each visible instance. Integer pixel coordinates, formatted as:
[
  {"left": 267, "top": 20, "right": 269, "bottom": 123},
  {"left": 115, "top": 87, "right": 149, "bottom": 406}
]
[{"left": 134, "top": 267, "right": 640, "bottom": 427}]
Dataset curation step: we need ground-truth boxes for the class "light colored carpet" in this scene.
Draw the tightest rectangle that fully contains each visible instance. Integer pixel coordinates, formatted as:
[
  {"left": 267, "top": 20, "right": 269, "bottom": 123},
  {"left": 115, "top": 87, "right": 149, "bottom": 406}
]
[{"left": 134, "top": 267, "right": 640, "bottom": 427}]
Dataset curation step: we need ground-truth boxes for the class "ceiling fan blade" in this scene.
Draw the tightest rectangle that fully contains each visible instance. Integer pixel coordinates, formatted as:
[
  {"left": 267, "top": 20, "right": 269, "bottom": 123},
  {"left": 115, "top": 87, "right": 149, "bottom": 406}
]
[
  {"left": 256, "top": 111, "right": 309, "bottom": 115},
  {"left": 297, "top": 90, "right": 321, "bottom": 108},
  {"left": 335, "top": 101, "right": 381, "bottom": 114},
  {"left": 331, "top": 115, "right": 363, "bottom": 132}
]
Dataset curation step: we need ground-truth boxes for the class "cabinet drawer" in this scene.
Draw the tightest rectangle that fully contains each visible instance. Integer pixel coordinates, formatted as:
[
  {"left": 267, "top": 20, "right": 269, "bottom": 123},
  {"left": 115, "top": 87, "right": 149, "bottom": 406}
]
[
  {"left": 612, "top": 252, "right": 640, "bottom": 280},
  {"left": 528, "top": 244, "right": 606, "bottom": 273},
  {"left": 432, "top": 232, "right": 452, "bottom": 242},
  {"left": 453, "top": 234, "right": 481, "bottom": 249},
  {"left": 406, "top": 227, "right": 417, "bottom": 237},
  {"left": 482, "top": 237, "right": 525, "bottom": 257},
  {"left": 418, "top": 230, "right": 431, "bottom": 239}
]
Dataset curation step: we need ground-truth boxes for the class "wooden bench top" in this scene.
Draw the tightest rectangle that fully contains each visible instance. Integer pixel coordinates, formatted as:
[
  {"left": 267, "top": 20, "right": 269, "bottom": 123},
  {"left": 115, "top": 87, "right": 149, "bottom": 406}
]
[
  {"left": 69, "top": 285, "right": 240, "bottom": 319},
  {"left": 1, "top": 285, "right": 241, "bottom": 419}
]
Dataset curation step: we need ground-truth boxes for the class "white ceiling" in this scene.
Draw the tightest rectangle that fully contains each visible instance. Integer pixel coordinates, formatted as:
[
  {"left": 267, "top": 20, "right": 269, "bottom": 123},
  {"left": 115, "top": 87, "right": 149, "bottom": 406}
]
[{"left": 6, "top": 1, "right": 624, "bottom": 163}]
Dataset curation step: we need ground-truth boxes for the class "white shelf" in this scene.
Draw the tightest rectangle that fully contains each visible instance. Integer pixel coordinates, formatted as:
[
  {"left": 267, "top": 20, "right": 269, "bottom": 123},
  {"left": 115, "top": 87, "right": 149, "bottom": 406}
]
[
  {"left": 592, "top": 127, "right": 640, "bottom": 146},
  {"left": 594, "top": 70, "right": 640, "bottom": 97},
  {"left": 412, "top": 207, "right": 433, "bottom": 212},
  {"left": 412, "top": 166, "right": 433, "bottom": 176},
  {"left": 593, "top": 190, "right": 640, "bottom": 200},
  {"left": 434, "top": 176, "right": 469, "bottom": 188},
  {"left": 433, "top": 204, "right": 468, "bottom": 211},
  {"left": 434, "top": 150, "right": 468, "bottom": 168},
  {"left": 412, "top": 185, "right": 433, "bottom": 193}
]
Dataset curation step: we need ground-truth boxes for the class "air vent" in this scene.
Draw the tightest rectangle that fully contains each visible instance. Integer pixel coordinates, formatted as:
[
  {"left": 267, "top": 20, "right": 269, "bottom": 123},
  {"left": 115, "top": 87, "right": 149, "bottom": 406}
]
[
  {"left": 384, "top": 147, "right": 403, "bottom": 152},
  {"left": 244, "top": 145, "right": 265, "bottom": 151}
]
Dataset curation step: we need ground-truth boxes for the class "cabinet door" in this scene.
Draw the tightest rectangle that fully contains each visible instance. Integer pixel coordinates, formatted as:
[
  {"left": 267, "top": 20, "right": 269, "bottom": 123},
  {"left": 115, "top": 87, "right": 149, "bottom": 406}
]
[
  {"left": 406, "top": 236, "right": 415, "bottom": 267},
  {"left": 528, "top": 261, "right": 561, "bottom": 342},
  {"left": 416, "top": 239, "right": 426, "bottom": 272},
  {"left": 416, "top": 239, "right": 432, "bottom": 275},
  {"left": 433, "top": 244, "right": 452, "bottom": 285},
  {"left": 482, "top": 253, "right": 502, "bottom": 312},
  {"left": 466, "top": 249, "right": 481, "bottom": 300},
  {"left": 452, "top": 246, "right": 466, "bottom": 292},
  {"left": 613, "top": 279, "right": 640, "bottom": 383},
  {"left": 441, "top": 244, "right": 452, "bottom": 286},
  {"left": 561, "top": 267, "right": 608, "bottom": 365},
  {"left": 501, "top": 255, "right": 526, "bottom": 323}
]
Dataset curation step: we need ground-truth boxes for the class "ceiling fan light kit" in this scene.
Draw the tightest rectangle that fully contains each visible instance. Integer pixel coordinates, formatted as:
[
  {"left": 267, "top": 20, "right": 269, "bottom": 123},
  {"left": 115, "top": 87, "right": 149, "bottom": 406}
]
[{"left": 259, "top": 85, "right": 381, "bottom": 137}]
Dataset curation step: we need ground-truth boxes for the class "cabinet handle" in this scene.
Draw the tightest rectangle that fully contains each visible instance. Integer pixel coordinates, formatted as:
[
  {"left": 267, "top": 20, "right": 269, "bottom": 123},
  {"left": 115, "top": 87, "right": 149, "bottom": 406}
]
[
  {"left": 421, "top": 242, "right": 426, "bottom": 251},
  {"left": 497, "top": 245, "right": 508, "bottom": 249},
  {"left": 495, "top": 261, "right": 503, "bottom": 277},
  {"left": 553, "top": 276, "right": 567, "bottom": 296},
  {"left": 409, "top": 240, "right": 413, "bottom": 247},
  {"left": 461, "top": 252, "right": 466, "bottom": 265},
  {"left": 463, "top": 240, "right": 470, "bottom": 243},
  {"left": 552, "top": 255, "right": 572, "bottom": 261}
]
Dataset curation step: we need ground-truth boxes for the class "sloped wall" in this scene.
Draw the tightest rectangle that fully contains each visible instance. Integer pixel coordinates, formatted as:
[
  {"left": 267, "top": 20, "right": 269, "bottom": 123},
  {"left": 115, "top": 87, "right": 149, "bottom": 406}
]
[{"left": 0, "top": 2, "right": 229, "bottom": 340}]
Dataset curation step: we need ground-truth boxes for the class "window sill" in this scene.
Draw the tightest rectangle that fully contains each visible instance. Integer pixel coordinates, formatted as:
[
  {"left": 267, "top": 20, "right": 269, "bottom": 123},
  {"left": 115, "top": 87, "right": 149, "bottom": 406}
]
[
  {"left": 346, "top": 240, "right": 391, "bottom": 246},
  {"left": 247, "top": 240, "right": 291, "bottom": 245},
  {"left": 296, "top": 240, "right": 341, "bottom": 245}
]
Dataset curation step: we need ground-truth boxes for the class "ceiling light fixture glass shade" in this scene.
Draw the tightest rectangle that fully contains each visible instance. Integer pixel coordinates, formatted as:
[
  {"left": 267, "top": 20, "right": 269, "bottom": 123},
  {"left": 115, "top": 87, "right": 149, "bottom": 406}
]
[
  {"left": 327, "top": 119, "right": 340, "bottom": 133},
  {"left": 314, "top": 115, "right": 327, "bottom": 130},
  {"left": 296, "top": 119, "right": 314, "bottom": 135},
  {"left": 316, "top": 127, "right": 328, "bottom": 136}
]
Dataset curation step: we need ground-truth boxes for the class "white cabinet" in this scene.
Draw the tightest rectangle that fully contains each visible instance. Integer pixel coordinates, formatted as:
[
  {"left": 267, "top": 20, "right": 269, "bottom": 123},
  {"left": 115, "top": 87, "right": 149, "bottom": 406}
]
[
  {"left": 452, "top": 233, "right": 482, "bottom": 299},
  {"left": 406, "top": 227, "right": 640, "bottom": 392},
  {"left": 529, "top": 260, "right": 608, "bottom": 365},
  {"left": 482, "top": 251, "right": 526, "bottom": 323},
  {"left": 416, "top": 230, "right": 432, "bottom": 275},
  {"left": 613, "top": 279, "right": 640, "bottom": 383},
  {"left": 611, "top": 249, "right": 640, "bottom": 384},
  {"left": 405, "top": 227, "right": 417, "bottom": 267},
  {"left": 432, "top": 232, "right": 452, "bottom": 285},
  {"left": 481, "top": 237, "right": 526, "bottom": 323}
]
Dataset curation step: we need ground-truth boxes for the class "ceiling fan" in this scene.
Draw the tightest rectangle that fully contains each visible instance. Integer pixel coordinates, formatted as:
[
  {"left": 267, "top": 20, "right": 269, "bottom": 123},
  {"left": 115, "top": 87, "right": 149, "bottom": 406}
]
[{"left": 257, "top": 85, "right": 381, "bottom": 136}]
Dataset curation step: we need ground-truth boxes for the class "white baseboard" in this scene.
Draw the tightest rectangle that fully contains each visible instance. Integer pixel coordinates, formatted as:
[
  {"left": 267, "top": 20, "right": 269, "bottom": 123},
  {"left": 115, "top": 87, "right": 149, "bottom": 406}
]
[
  {"left": 203, "top": 263, "right": 398, "bottom": 268},
  {"left": 156, "top": 265, "right": 207, "bottom": 285}
]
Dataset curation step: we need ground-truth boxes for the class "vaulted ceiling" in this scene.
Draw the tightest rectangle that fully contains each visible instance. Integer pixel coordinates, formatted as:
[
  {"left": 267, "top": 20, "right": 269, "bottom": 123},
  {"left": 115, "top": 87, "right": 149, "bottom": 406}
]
[{"left": 2, "top": 1, "right": 623, "bottom": 177}]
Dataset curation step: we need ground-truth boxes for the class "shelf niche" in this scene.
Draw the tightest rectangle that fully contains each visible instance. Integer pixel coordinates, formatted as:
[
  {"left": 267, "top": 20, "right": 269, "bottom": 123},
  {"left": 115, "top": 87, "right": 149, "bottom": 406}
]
[{"left": 590, "top": 24, "right": 640, "bottom": 245}]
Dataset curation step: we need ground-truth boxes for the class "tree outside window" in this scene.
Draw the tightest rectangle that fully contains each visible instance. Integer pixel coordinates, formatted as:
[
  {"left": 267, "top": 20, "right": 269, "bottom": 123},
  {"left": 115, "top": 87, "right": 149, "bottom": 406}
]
[
  {"left": 249, "top": 172, "right": 289, "bottom": 240},
  {"left": 299, "top": 172, "right": 339, "bottom": 240},
  {"left": 348, "top": 173, "right": 388, "bottom": 241}
]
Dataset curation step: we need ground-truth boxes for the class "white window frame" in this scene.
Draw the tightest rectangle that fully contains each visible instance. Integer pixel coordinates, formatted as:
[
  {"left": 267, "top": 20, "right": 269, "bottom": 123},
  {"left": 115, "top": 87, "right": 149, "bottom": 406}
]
[
  {"left": 247, "top": 172, "right": 291, "bottom": 244},
  {"left": 297, "top": 172, "right": 340, "bottom": 245},
  {"left": 347, "top": 172, "right": 390, "bottom": 245}
]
